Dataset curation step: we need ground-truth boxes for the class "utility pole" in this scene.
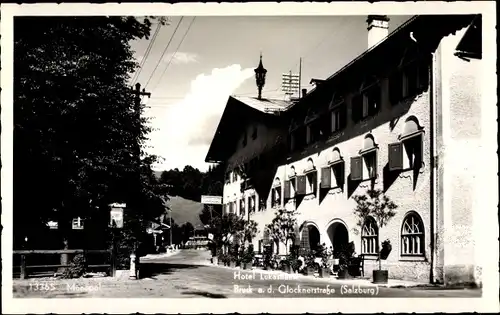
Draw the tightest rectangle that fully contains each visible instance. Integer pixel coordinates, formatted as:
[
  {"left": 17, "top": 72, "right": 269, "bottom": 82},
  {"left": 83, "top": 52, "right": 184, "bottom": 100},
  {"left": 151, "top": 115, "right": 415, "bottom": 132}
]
[{"left": 131, "top": 82, "right": 151, "bottom": 253}]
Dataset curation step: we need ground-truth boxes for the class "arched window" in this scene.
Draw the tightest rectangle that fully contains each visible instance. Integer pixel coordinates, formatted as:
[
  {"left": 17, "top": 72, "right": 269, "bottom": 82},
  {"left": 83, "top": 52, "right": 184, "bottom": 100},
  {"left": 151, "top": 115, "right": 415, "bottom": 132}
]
[
  {"left": 361, "top": 217, "right": 379, "bottom": 255},
  {"left": 401, "top": 212, "right": 425, "bottom": 256}
]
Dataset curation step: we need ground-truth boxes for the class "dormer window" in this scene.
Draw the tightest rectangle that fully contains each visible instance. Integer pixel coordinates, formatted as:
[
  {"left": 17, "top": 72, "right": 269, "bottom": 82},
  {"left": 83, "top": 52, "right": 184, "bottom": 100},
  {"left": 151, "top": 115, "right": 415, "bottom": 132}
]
[
  {"left": 306, "top": 120, "right": 322, "bottom": 145},
  {"left": 331, "top": 102, "right": 347, "bottom": 133},
  {"left": 390, "top": 58, "right": 430, "bottom": 106},
  {"left": 352, "top": 83, "right": 381, "bottom": 122}
]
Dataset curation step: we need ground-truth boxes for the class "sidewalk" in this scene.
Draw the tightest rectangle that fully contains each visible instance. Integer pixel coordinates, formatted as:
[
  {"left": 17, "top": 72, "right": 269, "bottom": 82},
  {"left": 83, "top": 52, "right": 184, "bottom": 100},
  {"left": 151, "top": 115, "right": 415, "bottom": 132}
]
[{"left": 199, "top": 259, "right": 434, "bottom": 288}]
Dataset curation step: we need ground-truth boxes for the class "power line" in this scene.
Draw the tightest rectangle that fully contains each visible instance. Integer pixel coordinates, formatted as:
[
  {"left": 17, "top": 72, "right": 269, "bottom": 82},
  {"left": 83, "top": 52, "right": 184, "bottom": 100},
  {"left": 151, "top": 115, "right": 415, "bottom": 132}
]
[
  {"left": 144, "top": 17, "right": 185, "bottom": 90},
  {"left": 131, "top": 23, "right": 162, "bottom": 85},
  {"left": 150, "top": 17, "right": 196, "bottom": 93}
]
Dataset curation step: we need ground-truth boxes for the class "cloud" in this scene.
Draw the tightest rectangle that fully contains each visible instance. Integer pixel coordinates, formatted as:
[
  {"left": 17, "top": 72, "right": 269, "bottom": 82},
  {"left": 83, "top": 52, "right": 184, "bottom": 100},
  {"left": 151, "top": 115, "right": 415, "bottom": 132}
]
[
  {"left": 163, "top": 52, "right": 199, "bottom": 65},
  {"left": 148, "top": 64, "right": 254, "bottom": 171}
]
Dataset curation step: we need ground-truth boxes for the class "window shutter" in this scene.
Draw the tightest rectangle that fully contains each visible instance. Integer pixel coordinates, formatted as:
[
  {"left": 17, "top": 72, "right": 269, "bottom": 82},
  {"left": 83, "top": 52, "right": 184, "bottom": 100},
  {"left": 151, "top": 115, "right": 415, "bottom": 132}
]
[
  {"left": 296, "top": 175, "right": 307, "bottom": 195},
  {"left": 320, "top": 166, "right": 331, "bottom": 189},
  {"left": 283, "top": 180, "right": 291, "bottom": 200},
  {"left": 388, "top": 142, "right": 404, "bottom": 171},
  {"left": 350, "top": 156, "right": 363, "bottom": 181}
]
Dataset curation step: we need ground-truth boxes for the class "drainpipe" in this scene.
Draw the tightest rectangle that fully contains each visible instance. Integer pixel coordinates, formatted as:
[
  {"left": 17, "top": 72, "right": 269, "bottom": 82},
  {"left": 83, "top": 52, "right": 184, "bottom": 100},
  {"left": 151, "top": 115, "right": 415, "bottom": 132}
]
[{"left": 429, "top": 51, "right": 438, "bottom": 284}]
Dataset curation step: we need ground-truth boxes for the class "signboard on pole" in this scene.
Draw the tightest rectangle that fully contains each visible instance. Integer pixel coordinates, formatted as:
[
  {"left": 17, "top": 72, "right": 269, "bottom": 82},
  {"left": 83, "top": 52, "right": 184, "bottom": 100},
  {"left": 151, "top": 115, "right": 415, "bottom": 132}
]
[
  {"left": 110, "top": 204, "right": 125, "bottom": 228},
  {"left": 201, "top": 195, "right": 222, "bottom": 205},
  {"left": 72, "top": 217, "right": 84, "bottom": 230}
]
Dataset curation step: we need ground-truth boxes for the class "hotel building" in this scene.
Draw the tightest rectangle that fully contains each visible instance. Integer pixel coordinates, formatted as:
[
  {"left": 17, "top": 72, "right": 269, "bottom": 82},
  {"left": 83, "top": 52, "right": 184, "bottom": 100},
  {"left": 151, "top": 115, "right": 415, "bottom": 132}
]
[{"left": 205, "top": 15, "right": 482, "bottom": 286}]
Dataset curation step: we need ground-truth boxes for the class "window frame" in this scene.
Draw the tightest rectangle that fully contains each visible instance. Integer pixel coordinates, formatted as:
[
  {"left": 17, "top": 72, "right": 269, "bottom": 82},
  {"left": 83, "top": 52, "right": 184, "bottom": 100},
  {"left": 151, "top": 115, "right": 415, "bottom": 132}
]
[
  {"left": 361, "top": 217, "right": 379, "bottom": 255},
  {"left": 401, "top": 212, "right": 425, "bottom": 257}
]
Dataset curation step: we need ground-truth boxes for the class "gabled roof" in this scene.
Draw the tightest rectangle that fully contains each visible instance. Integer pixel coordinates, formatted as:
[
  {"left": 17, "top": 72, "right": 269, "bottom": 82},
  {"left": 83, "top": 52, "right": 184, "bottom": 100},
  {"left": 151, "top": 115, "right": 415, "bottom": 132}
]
[{"left": 205, "top": 96, "right": 291, "bottom": 163}]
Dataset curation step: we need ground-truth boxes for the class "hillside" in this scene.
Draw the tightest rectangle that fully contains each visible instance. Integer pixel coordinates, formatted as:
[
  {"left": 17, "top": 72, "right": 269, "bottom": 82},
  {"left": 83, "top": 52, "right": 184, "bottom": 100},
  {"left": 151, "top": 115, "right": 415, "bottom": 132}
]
[{"left": 165, "top": 195, "right": 204, "bottom": 228}]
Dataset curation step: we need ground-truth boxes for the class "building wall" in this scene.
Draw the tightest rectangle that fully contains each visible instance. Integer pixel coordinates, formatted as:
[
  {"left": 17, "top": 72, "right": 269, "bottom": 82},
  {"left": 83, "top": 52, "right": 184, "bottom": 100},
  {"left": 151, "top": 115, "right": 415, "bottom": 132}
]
[
  {"left": 219, "top": 21, "right": 482, "bottom": 286},
  {"left": 437, "top": 26, "right": 482, "bottom": 287},
  {"left": 223, "top": 120, "right": 285, "bottom": 219}
]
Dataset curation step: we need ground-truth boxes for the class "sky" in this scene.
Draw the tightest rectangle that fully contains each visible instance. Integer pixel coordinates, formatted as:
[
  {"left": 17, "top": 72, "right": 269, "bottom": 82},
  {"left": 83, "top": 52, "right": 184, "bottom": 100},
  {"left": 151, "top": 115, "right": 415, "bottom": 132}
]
[{"left": 130, "top": 15, "right": 412, "bottom": 173}]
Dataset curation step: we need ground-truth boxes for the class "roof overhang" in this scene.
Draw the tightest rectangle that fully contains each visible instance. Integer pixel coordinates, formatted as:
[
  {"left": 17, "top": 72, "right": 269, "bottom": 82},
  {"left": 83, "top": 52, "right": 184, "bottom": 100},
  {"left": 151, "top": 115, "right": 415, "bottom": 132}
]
[
  {"left": 454, "top": 15, "right": 482, "bottom": 60},
  {"left": 205, "top": 96, "right": 287, "bottom": 163},
  {"left": 288, "top": 14, "right": 479, "bottom": 113}
]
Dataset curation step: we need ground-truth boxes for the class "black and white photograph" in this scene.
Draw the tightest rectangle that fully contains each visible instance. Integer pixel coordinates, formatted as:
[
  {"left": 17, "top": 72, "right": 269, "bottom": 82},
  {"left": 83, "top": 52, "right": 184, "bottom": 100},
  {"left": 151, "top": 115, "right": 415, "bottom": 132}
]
[{"left": 1, "top": 2, "right": 498, "bottom": 314}]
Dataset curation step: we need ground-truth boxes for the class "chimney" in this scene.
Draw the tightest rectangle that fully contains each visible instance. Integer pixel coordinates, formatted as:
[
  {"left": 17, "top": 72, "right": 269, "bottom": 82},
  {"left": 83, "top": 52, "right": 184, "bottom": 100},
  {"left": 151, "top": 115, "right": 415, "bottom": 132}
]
[
  {"left": 302, "top": 89, "right": 307, "bottom": 98},
  {"left": 366, "top": 15, "right": 390, "bottom": 49}
]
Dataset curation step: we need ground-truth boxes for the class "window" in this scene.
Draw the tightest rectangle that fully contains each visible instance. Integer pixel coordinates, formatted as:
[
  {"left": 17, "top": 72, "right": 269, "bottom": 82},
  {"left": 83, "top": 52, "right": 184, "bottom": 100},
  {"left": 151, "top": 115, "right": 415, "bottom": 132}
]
[
  {"left": 229, "top": 202, "right": 234, "bottom": 214},
  {"left": 240, "top": 199, "right": 246, "bottom": 217},
  {"left": 389, "top": 117, "right": 424, "bottom": 171},
  {"left": 271, "top": 186, "right": 281, "bottom": 208},
  {"left": 361, "top": 217, "right": 379, "bottom": 255},
  {"left": 248, "top": 195, "right": 256, "bottom": 213},
  {"left": 401, "top": 213, "right": 424, "bottom": 256},
  {"left": 305, "top": 172, "right": 317, "bottom": 195},
  {"left": 331, "top": 103, "right": 347, "bottom": 133},
  {"left": 306, "top": 119, "right": 322, "bottom": 145},
  {"left": 352, "top": 84, "right": 381, "bottom": 122},
  {"left": 391, "top": 58, "right": 430, "bottom": 105},
  {"left": 362, "top": 151, "right": 378, "bottom": 180},
  {"left": 232, "top": 172, "right": 238, "bottom": 182}
]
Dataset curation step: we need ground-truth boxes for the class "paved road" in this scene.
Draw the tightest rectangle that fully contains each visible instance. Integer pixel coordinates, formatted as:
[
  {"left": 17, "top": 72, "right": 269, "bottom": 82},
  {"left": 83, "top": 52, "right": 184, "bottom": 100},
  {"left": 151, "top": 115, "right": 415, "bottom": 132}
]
[{"left": 13, "top": 249, "right": 482, "bottom": 298}]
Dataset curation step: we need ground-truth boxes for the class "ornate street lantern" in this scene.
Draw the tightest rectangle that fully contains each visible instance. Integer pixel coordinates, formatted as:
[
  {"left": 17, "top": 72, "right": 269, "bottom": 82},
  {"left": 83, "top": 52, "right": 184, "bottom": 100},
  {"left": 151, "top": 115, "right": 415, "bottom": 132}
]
[{"left": 254, "top": 53, "right": 267, "bottom": 100}]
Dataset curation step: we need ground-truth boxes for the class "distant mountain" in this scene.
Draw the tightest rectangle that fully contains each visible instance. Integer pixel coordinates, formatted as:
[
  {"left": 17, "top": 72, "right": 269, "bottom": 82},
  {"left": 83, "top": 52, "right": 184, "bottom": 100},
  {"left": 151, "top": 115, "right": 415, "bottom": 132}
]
[{"left": 165, "top": 195, "right": 204, "bottom": 228}]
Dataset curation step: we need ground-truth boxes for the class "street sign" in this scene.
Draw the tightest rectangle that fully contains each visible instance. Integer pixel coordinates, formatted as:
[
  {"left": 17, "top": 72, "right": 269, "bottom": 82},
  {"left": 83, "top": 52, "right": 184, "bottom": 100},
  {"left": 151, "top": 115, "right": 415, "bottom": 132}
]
[{"left": 201, "top": 195, "right": 222, "bottom": 205}]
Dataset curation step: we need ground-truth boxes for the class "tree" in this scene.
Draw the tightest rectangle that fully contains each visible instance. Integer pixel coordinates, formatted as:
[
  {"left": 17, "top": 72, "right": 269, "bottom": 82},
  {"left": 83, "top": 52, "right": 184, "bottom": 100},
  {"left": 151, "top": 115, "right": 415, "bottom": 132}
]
[
  {"left": 13, "top": 16, "right": 169, "bottom": 259},
  {"left": 265, "top": 208, "right": 298, "bottom": 255},
  {"left": 352, "top": 188, "right": 398, "bottom": 270}
]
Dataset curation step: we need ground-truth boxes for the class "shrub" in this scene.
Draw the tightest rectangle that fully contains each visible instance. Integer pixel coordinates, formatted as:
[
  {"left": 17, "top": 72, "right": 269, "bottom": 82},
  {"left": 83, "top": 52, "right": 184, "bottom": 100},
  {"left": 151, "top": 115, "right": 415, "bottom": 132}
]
[{"left": 62, "top": 254, "right": 87, "bottom": 279}]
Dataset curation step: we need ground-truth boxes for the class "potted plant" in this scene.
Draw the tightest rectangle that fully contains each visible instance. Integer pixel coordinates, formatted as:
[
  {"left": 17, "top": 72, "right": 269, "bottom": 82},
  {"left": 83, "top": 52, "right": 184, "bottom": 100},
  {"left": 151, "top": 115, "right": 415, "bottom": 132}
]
[
  {"left": 240, "top": 244, "right": 255, "bottom": 270},
  {"left": 280, "top": 257, "right": 292, "bottom": 273},
  {"left": 303, "top": 251, "right": 318, "bottom": 276},
  {"left": 317, "top": 244, "right": 332, "bottom": 278},
  {"left": 262, "top": 245, "right": 274, "bottom": 270},
  {"left": 353, "top": 189, "right": 397, "bottom": 284}
]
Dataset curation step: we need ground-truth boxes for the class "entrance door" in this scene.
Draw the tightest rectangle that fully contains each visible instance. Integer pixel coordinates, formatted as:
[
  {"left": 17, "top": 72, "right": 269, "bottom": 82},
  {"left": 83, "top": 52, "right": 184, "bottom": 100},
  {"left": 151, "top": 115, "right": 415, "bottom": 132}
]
[{"left": 327, "top": 221, "right": 349, "bottom": 253}]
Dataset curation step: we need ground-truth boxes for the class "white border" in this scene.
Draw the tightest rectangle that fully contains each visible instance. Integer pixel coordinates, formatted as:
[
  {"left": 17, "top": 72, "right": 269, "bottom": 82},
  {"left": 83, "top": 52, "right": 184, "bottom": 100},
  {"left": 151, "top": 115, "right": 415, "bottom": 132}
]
[{"left": 1, "top": 2, "right": 498, "bottom": 314}]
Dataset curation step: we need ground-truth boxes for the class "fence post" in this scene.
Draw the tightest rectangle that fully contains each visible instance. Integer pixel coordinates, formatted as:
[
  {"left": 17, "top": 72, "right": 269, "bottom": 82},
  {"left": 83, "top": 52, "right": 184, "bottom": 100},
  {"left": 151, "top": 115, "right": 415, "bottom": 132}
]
[
  {"left": 20, "top": 254, "right": 27, "bottom": 279},
  {"left": 110, "top": 230, "right": 117, "bottom": 277}
]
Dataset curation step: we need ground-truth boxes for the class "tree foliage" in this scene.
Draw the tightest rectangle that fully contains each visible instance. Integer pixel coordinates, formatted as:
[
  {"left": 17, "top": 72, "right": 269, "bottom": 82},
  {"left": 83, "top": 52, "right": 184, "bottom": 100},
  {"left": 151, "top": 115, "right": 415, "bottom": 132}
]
[
  {"left": 352, "top": 188, "right": 398, "bottom": 269},
  {"left": 265, "top": 208, "right": 298, "bottom": 255},
  {"left": 13, "top": 16, "right": 169, "bottom": 251},
  {"left": 352, "top": 189, "right": 398, "bottom": 231}
]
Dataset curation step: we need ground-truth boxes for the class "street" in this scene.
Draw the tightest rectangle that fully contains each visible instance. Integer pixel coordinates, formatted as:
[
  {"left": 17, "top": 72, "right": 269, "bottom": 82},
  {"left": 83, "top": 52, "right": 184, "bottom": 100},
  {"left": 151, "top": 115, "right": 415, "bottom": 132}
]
[{"left": 13, "top": 249, "right": 481, "bottom": 298}]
